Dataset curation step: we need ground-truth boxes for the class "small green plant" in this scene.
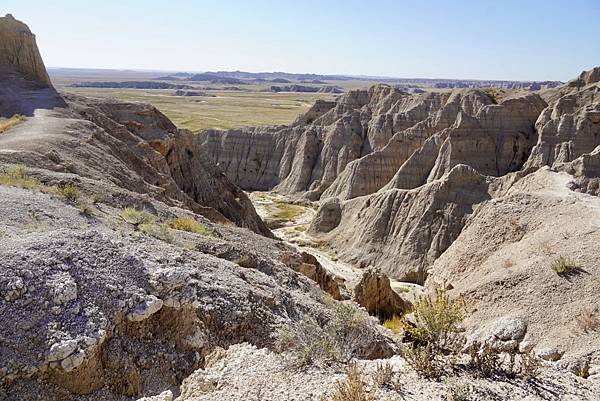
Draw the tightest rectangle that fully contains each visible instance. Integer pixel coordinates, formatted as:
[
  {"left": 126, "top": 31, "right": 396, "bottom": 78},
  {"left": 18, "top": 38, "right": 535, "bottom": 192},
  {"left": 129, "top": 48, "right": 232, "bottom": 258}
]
[
  {"left": 60, "top": 184, "right": 81, "bottom": 202},
  {"left": 551, "top": 255, "right": 579, "bottom": 274},
  {"left": 120, "top": 207, "right": 154, "bottom": 227},
  {"left": 169, "top": 216, "right": 213, "bottom": 236},
  {"left": 402, "top": 288, "right": 469, "bottom": 351},
  {"left": 0, "top": 165, "right": 40, "bottom": 189}
]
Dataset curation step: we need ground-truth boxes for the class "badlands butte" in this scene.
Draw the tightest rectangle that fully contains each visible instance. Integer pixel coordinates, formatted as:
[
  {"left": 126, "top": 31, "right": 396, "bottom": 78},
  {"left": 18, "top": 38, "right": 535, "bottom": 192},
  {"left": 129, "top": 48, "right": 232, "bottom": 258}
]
[{"left": 1, "top": 13, "right": 600, "bottom": 401}]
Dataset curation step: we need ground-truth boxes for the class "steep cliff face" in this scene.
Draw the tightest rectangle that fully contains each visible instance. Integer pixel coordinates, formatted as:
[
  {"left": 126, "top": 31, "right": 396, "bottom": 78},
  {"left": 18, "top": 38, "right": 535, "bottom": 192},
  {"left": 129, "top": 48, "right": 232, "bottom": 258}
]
[
  {"left": 525, "top": 68, "right": 600, "bottom": 169},
  {"left": 0, "top": 14, "right": 52, "bottom": 87},
  {"left": 201, "top": 86, "right": 546, "bottom": 202}
]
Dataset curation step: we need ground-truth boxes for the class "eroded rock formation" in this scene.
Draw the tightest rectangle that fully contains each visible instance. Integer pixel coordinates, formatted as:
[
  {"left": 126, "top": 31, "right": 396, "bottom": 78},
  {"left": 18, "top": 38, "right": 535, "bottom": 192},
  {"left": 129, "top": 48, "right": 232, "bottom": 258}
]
[{"left": 0, "top": 14, "right": 51, "bottom": 87}]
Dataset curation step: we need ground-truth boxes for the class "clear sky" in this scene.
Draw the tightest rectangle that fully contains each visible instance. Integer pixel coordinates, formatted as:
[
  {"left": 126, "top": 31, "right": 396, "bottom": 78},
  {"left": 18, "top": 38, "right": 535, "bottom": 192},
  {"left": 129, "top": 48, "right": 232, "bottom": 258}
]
[{"left": 3, "top": 0, "right": 599, "bottom": 81}]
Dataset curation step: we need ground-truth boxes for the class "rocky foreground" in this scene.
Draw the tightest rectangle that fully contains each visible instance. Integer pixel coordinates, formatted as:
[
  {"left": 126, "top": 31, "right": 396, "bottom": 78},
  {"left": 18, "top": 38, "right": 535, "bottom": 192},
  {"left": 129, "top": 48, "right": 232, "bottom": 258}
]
[{"left": 1, "top": 14, "right": 599, "bottom": 401}]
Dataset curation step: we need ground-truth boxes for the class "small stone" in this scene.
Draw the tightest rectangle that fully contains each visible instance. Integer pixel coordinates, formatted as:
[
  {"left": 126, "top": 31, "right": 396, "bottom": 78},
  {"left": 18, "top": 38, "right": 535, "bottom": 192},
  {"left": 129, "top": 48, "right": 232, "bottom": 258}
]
[
  {"left": 536, "top": 347, "right": 564, "bottom": 361},
  {"left": 127, "top": 295, "right": 163, "bottom": 322},
  {"left": 47, "top": 339, "right": 78, "bottom": 362}
]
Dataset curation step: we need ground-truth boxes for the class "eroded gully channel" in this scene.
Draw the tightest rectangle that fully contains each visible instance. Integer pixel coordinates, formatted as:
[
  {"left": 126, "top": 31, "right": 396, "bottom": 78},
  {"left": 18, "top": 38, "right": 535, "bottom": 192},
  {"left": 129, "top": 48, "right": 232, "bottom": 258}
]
[{"left": 248, "top": 191, "right": 424, "bottom": 306}]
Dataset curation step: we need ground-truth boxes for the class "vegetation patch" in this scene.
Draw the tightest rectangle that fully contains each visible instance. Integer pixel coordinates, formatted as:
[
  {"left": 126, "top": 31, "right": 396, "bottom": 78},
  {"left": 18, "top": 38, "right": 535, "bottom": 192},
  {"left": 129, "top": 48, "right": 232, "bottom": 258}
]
[
  {"left": 0, "top": 165, "right": 41, "bottom": 189},
  {"left": 322, "top": 361, "right": 371, "bottom": 401},
  {"left": 0, "top": 114, "right": 26, "bottom": 134},
  {"left": 382, "top": 315, "right": 403, "bottom": 333},
  {"left": 277, "top": 303, "right": 370, "bottom": 368},
  {"left": 551, "top": 255, "right": 579, "bottom": 275},
  {"left": 140, "top": 223, "right": 174, "bottom": 243},
  {"left": 120, "top": 207, "right": 155, "bottom": 227},
  {"left": 169, "top": 216, "right": 213, "bottom": 236},
  {"left": 60, "top": 184, "right": 81, "bottom": 202}
]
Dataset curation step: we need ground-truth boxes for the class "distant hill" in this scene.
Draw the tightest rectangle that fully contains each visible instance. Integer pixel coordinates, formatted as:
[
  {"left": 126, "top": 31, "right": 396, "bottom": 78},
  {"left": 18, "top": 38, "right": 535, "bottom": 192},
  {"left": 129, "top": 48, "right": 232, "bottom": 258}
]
[
  {"left": 70, "top": 81, "right": 192, "bottom": 89},
  {"left": 152, "top": 70, "right": 563, "bottom": 91}
]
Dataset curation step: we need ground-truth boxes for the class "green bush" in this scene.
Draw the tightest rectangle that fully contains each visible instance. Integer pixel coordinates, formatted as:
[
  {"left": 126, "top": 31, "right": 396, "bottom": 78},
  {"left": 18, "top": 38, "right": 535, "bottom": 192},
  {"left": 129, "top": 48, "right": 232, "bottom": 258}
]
[
  {"left": 60, "top": 184, "right": 80, "bottom": 202},
  {"left": 120, "top": 207, "right": 154, "bottom": 227}
]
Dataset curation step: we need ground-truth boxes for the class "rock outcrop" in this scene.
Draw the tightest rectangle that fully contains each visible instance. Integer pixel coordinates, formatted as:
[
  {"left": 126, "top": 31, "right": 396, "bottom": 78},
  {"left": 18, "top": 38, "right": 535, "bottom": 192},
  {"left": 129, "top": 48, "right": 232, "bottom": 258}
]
[
  {"left": 353, "top": 269, "right": 410, "bottom": 318},
  {"left": 0, "top": 14, "right": 52, "bottom": 87}
]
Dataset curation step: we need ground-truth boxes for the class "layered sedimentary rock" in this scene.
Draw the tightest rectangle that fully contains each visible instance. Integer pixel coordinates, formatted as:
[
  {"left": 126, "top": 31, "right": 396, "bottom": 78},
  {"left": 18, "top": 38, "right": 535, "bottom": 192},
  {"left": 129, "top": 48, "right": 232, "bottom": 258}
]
[
  {"left": 0, "top": 14, "right": 52, "bottom": 87},
  {"left": 314, "top": 165, "right": 493, "bottom": 283},
  {"left": 525, "top": 67, "right": 600, "bottom": 169},
  {"left": 201, "top": 85, "right": 545, "bottom": 202}
]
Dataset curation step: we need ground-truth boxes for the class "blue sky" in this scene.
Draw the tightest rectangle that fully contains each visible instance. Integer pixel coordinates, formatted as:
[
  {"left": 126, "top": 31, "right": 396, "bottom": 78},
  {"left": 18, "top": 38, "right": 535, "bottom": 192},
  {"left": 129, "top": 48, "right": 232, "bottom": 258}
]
[{"left": 3, "top": 0, "right": 599, "bottom": 81}]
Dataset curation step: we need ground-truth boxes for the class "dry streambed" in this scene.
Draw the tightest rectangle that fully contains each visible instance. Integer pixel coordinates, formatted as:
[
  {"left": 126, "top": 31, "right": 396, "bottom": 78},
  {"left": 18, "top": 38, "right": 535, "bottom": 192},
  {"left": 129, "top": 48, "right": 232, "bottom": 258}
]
[{"left": 249, "top": 191, "right": 423, "bottom": 305}]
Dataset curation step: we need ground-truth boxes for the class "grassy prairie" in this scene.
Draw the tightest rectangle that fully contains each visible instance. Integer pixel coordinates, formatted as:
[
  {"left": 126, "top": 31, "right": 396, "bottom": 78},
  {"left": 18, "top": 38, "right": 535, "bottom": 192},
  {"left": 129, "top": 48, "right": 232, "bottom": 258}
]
[{"left": 60, "top": 87, "right": 333, "bottom": 132}]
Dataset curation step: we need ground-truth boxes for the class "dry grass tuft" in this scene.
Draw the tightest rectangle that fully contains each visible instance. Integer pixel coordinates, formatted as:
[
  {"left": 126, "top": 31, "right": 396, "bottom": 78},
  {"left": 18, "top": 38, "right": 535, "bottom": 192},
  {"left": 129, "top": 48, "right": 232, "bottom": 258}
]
[
  {"left": 575, "top": 309, "right": 599, "bottom": 333},
  {"left": 502, "top": 259, "right": 514, "bottom": 269},
  {"left": 0, "top": 114, "right": 26, "bottom": 134},
  {"left": 169, "top": 216, "right": 213, "bottom": 236},
  {"left": 373, "top": 362, "right": 395, "bottom": 388},
  {"left": 323, "top": 362, "right": 372, "bottom": 401},
  {"left": 0, "top": 165, "right": 41, "bottom": 189},
  {"left": 551, "top": 255, "right": 579, "bottom": 274},
  {"left": 382, "top": 315, "right": 403, "bottom": 334}
]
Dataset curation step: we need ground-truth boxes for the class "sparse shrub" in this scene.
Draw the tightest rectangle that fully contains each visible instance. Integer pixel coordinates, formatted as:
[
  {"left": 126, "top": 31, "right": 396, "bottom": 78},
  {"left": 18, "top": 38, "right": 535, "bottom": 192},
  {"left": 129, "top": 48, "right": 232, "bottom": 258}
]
[
  {"left": 60, "top": 184, "right": 81, "bottom": 202},
  {"left": 551, "top": 255, "right": 579, "bottom": 274},
  {"left": 383, "top": 315, "right": 403, "bottom": 334},
  {"left": 468, "top": 342, "right": 501, "bottom": 377},
  {"left": 402, "top": 288, "right": 469, "bottom": 351},
  {"left": 373, "top": 362, "right": 395, "bottom": 388},
  {"left": 444, "top": 383, "right": 472, "bottom": 401},
  {"left": 26, "top": 209, "right": 46, "bottom": 232},
  {"left": 277, "top": 303, "right": 371, "bottom": 368},
  {"left": 120, "top": 207, "right": 154, "bottom": 227},
  {"left": 0, "top": 165, "right": 40, "bottom": 189},
  {"left": 140, "top": 223, "right": 173, "bottom": 243},
  {"left": 277, "top": 315, "right": 337, "bottom": 368},
  {"left": 468, "top": 341, "right": 539, "bottom": 378},
  {"left": 90, "top": 194, "right": 104, "bottom": 204},
  {"left": 169, "top": 216, "right": 213, "bottom": 236},
  {"left": 400, "top": 343, "right": 438, "bottom": 378},
  {"left": 78, "top": 202, "right": 95, "bottom": 216},
  {"left": 323, "top": 361, "right": 372, "bottom": 401},
  {"left": 575, "top": 309, "right": 599, "bottom": 333}
]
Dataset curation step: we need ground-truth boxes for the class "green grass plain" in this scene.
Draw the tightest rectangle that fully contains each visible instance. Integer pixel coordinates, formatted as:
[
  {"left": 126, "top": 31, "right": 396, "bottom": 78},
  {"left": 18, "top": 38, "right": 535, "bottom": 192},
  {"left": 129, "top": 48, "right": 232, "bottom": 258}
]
[{"left": 61, "top": 87, "right": 333, "bottom": 131}]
